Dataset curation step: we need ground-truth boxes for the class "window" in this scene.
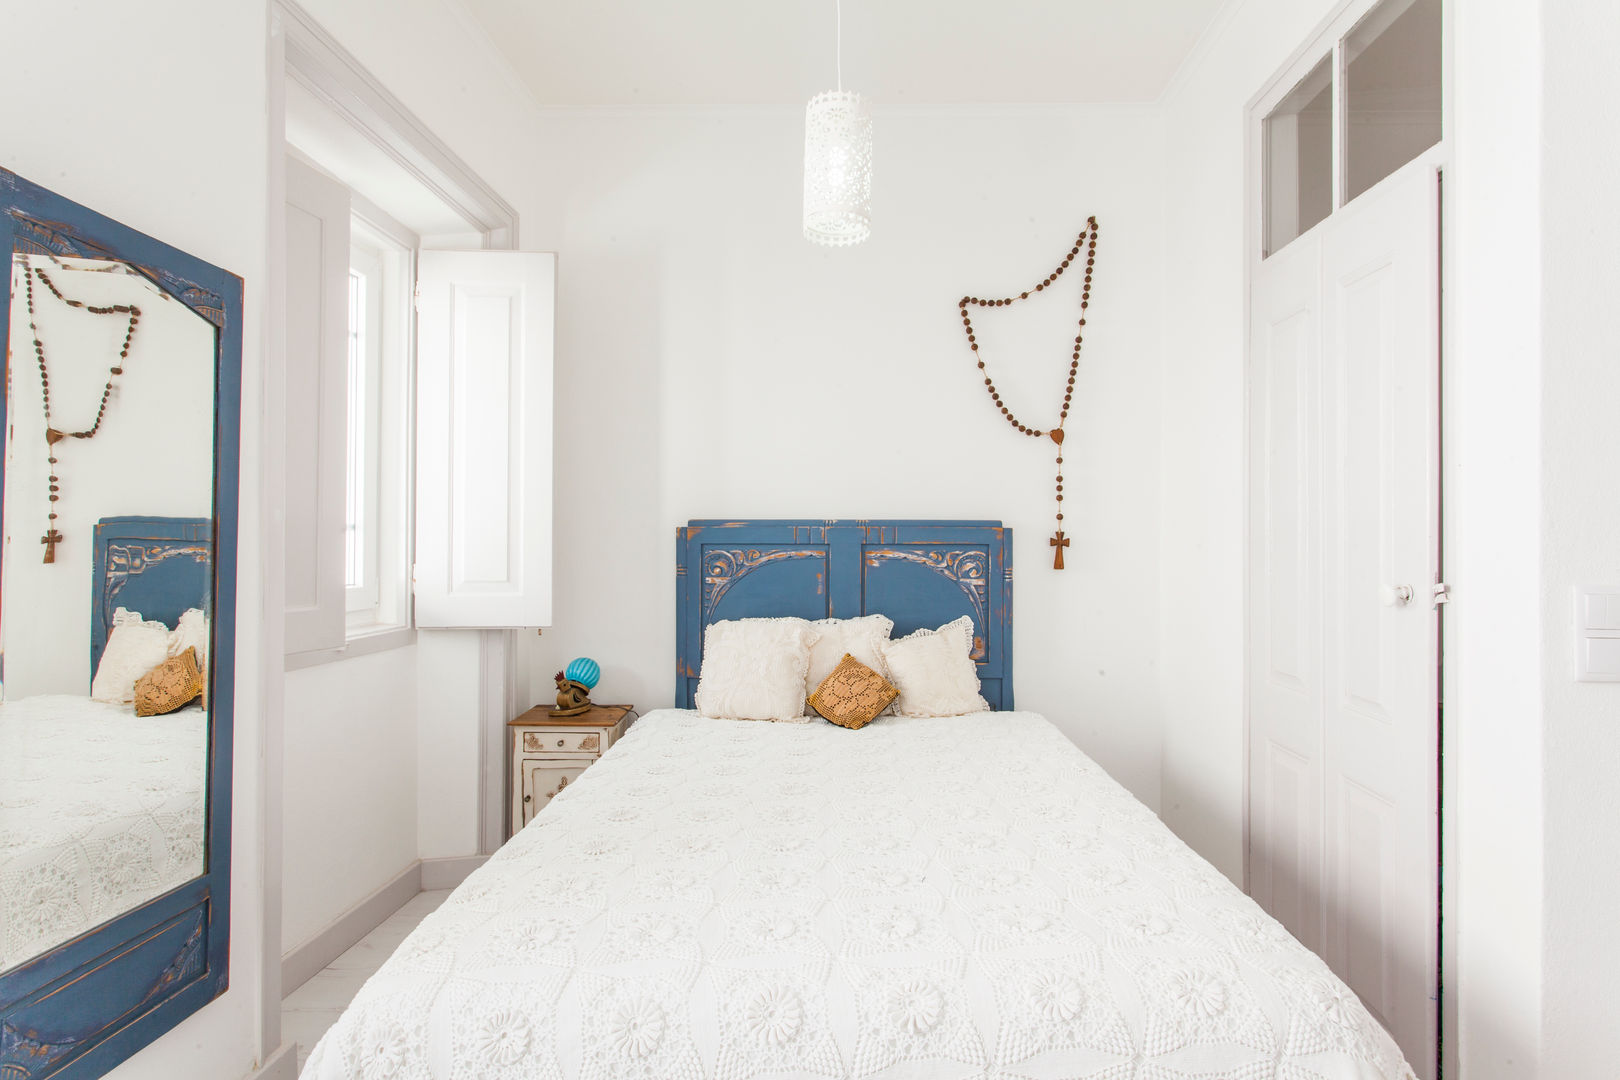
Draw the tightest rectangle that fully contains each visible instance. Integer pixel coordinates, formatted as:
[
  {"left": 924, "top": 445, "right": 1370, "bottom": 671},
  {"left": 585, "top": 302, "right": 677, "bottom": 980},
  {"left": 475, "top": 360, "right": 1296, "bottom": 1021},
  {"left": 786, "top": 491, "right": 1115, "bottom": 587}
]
[
  {"left": 1261, "top": 0, "right": 1443, "bottom": 258},
  {"left": 345, "top": 216, "right": 412, "bottom": 636},
  {"left": 345, "top": 250, "right": 378, "bottom": 612},
  {"left": 1345, "top": 0, "right": 1442, "bottom": 202},
  {"left": 1263, "top": 54, "right": 1334, "bottom": 258}
]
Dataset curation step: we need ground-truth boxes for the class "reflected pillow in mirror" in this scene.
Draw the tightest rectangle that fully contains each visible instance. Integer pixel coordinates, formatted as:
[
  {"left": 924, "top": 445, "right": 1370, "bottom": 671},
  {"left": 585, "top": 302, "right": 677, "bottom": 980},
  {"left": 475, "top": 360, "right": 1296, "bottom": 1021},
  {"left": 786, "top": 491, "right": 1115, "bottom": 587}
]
[
  {"left": 169, "top": 608, "right": 209, "bottom": 706},
  {"left": 882, "top": 615, "right": 991, "bottom": 717},
  {"left": 91, "top": 608, "right": 174, "bottom": 705},
  {"left": 134, "top": 647, "right": 204, "bottom": 717}
]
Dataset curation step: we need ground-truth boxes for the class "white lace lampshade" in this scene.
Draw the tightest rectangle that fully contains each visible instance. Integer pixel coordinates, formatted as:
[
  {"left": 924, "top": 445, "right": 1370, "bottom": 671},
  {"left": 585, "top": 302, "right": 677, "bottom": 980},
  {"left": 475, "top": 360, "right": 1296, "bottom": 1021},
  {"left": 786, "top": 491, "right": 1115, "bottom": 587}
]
[{"left": 803, "top": 90, "right": 872, "bottom": 246}]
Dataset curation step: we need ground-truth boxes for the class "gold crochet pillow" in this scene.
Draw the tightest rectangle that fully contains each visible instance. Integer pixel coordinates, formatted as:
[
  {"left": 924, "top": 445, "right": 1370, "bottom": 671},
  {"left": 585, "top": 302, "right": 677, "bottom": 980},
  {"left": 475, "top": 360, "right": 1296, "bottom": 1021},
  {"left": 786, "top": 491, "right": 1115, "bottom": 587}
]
[
  {"left": 807, "top": 653, "right": 899, "bottom": 730},
  {"left": 134, "top": 647, "right": 204, "bottom": 717}
]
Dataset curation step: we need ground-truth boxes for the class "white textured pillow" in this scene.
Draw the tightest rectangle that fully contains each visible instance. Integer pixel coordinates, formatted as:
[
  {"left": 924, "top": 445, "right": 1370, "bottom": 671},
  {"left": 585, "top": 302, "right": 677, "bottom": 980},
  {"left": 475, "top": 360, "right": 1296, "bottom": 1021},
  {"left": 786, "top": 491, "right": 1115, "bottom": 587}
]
[
  {"left": 91, "top": 608, "right": 173, "bottom": 705},
  {"left": 803, "top": 614, "right": 894, "bottom": 714},
  {"left": 695, "top": 617, "right": 822, "bottom": 723},
  {"left": 169, "top": 608, "right": 210, "bottom": 705},
  {"left": 882, "top": 615, "right": 990, "bottom": 717}
]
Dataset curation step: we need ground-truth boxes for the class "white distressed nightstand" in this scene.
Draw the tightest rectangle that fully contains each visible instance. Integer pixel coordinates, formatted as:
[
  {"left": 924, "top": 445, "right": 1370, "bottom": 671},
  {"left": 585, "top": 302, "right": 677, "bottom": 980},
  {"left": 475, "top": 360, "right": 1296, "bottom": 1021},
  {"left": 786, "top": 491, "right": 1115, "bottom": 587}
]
[{"left": 508, "top": 703, "right": 635, "bottom": 836}]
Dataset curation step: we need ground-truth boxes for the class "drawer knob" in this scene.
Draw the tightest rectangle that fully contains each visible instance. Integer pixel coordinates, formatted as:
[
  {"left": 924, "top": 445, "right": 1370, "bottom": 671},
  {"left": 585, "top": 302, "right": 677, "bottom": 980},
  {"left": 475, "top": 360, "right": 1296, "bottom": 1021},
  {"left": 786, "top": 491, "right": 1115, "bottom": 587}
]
[
  {"left": 557, "top": 738, "right": 565, "bottom": 747},
  {"left": 523, "top": 795, "right": 531, "bottom": 803}
]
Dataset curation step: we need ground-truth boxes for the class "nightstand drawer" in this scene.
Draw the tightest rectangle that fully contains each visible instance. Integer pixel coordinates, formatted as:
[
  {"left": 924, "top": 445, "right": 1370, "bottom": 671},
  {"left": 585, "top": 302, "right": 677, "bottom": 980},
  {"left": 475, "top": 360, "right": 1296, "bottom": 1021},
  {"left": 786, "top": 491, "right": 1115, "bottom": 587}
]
[{"left": 520, "top": 729, "right": 603, "bottom": 756}]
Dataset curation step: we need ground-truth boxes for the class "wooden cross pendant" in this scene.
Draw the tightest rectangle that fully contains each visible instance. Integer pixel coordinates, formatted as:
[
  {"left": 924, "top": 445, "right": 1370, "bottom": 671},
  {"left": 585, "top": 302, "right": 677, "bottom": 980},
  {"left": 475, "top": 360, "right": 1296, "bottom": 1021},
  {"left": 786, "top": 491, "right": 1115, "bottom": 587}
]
[
  {"left": 1049, "top": 530, "right": 1070, "bottom": 570},
  {"left": 41, "top": 529, "right": 63, "bottom": 564}
]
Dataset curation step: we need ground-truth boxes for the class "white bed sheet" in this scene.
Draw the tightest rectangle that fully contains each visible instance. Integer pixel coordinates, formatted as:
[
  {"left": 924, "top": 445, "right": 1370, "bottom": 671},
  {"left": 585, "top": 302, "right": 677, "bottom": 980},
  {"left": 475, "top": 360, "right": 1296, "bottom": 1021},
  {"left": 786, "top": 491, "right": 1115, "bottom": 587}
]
[
  {"left": 305, "top": 709, "right": 1413, "bottom": 1080},
  {"left": 0, "top": 694, "right": 206, "bottom": 968}
]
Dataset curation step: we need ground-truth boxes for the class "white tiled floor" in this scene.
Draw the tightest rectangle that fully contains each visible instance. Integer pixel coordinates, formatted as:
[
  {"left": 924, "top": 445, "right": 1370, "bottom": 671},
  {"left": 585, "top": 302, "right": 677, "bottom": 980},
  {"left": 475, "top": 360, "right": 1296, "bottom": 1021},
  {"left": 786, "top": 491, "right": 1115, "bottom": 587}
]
[{"left": 282, "top": 890, "right": 451, "bottom": 1073}]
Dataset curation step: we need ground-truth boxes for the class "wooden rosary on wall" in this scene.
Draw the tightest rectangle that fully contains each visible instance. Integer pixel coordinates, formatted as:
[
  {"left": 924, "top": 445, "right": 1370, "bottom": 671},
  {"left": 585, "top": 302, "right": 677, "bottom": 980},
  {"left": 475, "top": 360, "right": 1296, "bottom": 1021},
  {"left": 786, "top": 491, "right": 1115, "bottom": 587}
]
[
  {"left": 956, "top": 216, "right": 1100, "bottom": 569},
  {"left": 21, "top": 254, "right": 142, "bottom": 563}
]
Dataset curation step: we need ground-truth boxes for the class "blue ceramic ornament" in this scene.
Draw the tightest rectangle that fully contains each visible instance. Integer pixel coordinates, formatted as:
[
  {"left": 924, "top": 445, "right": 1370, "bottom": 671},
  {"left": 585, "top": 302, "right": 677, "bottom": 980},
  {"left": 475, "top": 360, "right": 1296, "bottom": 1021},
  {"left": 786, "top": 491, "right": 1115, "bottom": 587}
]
[
  {"left": 553, "top": 657, "right": 601, "bottom": 717},
  {"left": 565, "top": 657, "right": 601, "bottom": 690}
]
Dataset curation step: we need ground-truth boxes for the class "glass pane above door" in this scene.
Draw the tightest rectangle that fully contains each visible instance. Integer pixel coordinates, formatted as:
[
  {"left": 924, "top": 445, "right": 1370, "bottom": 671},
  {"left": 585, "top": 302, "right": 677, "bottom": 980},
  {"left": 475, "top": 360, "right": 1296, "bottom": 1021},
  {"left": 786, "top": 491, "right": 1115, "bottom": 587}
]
[
  {"left": 1345, "top": 0, "right": 1442, "bottom": 203},
  {"left": 1263, "top": 54, "right": 1334, "bottom": 258}
]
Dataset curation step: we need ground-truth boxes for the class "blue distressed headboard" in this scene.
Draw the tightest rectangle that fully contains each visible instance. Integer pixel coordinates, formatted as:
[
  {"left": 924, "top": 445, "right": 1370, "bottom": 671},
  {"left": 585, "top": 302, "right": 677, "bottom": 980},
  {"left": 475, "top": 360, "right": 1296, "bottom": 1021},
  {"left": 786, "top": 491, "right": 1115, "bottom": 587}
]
[
  {"left": 676, "top": 519, "right": 1014, "bottom": 710},
  {"left": 91, "top": 516, "right": 213, "bottom": 680}
]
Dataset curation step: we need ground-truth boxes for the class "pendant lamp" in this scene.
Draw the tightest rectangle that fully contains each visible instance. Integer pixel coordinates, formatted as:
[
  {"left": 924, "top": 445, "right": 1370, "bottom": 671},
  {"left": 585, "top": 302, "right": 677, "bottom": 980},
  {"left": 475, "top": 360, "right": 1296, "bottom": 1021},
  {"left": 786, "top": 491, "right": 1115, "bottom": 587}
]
[{"left": 803, "top": 0, "right": 872, "bottom": 246}]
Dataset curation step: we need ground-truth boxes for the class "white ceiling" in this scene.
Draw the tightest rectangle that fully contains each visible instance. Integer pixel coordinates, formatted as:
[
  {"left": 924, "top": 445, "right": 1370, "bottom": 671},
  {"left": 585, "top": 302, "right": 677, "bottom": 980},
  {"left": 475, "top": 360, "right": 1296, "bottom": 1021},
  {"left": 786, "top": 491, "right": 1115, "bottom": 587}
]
[{"left": 455, "top": 0, "right": 1231, "bottom": 106}]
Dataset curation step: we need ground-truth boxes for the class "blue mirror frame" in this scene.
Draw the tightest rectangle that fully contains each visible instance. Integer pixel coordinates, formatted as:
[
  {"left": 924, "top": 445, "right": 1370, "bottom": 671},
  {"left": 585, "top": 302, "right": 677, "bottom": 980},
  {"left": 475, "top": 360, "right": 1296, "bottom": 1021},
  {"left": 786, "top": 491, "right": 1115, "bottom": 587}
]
[{"left": 0, "top": 168, "right": 241, "bottom": 1079}]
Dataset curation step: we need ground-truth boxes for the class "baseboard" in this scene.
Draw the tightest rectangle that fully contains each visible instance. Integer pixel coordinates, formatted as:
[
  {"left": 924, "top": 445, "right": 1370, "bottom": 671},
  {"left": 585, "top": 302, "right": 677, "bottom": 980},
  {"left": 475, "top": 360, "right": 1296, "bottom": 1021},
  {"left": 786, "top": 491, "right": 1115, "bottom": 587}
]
[
  {"left": 280, "top": 855, "right": 489, "bottom": 995},
  {"left": 242, "top": 1041, "right": 299, "bottom": 1080},
  {"left": 421, "top": 854, "right": 487, "bottom": 890},
  {"left": 281, "top": 862, "right": 421, "bottom": 994}
]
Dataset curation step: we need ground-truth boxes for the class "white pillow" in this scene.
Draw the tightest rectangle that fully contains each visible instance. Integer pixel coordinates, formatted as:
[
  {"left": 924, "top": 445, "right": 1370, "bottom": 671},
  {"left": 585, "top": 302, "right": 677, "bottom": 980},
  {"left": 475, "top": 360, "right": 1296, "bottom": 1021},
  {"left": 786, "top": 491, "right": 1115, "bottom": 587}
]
[
  {"left": 803, "top": 614, "right": 894, "bottom": 714},
  {"left": 882, "top": 615, "right": 990, "bottom": 717},
  {"left": 91, "top": 608, "right": 173, "bottom": 705},
  {"left": 169, "top": 608, "right": 210, "bottom": 705},
  {"left": 695, "top": 617, "right": 821, "bottom": 723}
]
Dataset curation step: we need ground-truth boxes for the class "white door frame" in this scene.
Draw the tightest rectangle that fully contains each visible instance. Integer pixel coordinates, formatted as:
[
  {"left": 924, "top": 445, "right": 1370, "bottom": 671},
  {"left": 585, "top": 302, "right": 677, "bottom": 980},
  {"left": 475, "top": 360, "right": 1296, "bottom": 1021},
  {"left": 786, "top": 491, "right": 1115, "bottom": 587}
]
[{"left": 1242, "top": 0, "right": 1456, "bottom": 1076}]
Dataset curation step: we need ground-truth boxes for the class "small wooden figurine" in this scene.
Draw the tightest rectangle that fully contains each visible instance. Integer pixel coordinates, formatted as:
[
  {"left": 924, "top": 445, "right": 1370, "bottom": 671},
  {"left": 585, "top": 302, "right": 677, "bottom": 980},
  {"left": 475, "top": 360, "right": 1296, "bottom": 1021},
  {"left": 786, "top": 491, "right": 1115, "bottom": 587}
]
[{"left": 553, "top": 656, "right": 601, "bottom": 717}]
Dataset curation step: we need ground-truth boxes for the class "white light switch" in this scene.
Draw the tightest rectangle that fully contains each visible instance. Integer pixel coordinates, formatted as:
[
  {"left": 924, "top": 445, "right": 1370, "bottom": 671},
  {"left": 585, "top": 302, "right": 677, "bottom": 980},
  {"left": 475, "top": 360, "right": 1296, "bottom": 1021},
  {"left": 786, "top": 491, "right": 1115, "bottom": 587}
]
[{"left": 1576, "top": 586, "right": 1620, "bottom": 682}]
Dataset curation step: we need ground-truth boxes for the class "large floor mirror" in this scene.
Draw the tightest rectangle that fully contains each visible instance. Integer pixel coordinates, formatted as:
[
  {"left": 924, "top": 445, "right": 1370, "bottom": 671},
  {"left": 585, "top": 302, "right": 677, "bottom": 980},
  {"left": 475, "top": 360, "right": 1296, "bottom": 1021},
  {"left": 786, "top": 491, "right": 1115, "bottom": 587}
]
[{"left": 0, "top": 169, "right": 240, "bottom": 1079}]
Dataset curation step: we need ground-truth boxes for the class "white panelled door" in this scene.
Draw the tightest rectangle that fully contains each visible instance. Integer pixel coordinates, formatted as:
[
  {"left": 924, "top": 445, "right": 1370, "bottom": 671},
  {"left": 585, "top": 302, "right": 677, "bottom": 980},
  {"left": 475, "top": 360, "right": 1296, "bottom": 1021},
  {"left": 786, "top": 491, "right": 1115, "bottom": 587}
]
[
  {"left": 1248, "top": 227, "right": 1325, "bottom": 957},
  {"left": 1248, "top": 162, "right": 1440, "bottom": 1077},
  {"left": 415, "top": 250, "right": 555, "bottom": 628}
]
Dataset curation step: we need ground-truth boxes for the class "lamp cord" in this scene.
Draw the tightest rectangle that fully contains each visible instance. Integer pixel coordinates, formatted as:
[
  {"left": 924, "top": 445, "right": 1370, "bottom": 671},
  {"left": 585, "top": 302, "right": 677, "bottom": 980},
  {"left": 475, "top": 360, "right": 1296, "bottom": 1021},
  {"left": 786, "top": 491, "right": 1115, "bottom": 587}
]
[{"left": 836, "top": 0, "right": 843, "bottom": 91}]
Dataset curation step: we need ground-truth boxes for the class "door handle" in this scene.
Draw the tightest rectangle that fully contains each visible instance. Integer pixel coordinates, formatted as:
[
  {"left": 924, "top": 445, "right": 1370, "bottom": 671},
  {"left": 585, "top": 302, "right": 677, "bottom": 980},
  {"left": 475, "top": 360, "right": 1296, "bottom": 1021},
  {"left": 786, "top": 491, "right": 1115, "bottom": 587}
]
[{"left": 1382, "top": 584, "right": 1414, "bottom": 607}]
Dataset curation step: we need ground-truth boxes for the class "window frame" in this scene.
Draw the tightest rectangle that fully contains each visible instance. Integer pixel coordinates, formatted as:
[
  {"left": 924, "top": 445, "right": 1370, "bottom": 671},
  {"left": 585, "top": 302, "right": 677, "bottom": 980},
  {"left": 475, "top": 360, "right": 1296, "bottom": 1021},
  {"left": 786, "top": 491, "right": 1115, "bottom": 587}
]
[
  {"left": 344, "top": 207, "right": 416, "bottom": 644},
  {"left": 1256, "top": 0, "right": 1444, "bottom": 261},
  {"left": 345, "top": 242, "right": 383, "bottom": 617}
]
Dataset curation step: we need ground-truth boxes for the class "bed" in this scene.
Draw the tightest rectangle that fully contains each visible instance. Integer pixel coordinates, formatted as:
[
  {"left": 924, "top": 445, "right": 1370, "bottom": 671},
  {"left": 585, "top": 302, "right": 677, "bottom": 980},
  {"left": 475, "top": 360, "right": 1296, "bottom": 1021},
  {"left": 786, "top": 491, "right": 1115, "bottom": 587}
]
[
  {"left": 0, "top": 517, "right": 211, "bottom": 969},
  {"left": 304, "top": 520, "right": 1414, "bottom": 1080}
]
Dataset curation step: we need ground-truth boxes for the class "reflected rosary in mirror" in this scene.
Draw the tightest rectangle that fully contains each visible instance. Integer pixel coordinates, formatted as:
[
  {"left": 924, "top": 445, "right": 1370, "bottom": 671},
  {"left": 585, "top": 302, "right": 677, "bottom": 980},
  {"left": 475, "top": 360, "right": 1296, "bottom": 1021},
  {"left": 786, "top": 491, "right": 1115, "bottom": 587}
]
[
  {"left": 20, "top": 254, "right": 142, "bottom": 563},
  {"left": 954, "top": 217, "right": 1100, "bottom": 569}
]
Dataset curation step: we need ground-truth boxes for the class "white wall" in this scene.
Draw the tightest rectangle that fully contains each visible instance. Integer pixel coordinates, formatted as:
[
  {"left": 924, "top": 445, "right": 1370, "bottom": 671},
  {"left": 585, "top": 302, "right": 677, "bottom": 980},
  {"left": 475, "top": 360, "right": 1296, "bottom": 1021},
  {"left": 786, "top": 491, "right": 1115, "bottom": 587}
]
[
  {"left": 1536, "top": 2, "right": 1620, "bottom": 1071},
  {"left": 520, "top": 104, "right": 1168, "bottom": 805},
  {"left": 1446, "top": 1, "right": 1545, "bottom": 1074},
  {"left": 0, "top": 2, "right": 274, "bottom": 1077},
  {"left": 280, "top": 646, "right": 418, "bottom": 950}
]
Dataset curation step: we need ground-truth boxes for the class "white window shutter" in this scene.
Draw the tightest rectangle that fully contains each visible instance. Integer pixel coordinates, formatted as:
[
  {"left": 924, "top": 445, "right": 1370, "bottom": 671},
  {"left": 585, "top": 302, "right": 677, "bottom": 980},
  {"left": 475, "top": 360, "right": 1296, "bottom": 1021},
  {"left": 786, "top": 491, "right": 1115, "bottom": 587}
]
[
  {"left": 414, "top": 250, "right": 554, "bottom": 628},
  {"left": 283, "top": 157, "right": 350, "bottom": 654}
]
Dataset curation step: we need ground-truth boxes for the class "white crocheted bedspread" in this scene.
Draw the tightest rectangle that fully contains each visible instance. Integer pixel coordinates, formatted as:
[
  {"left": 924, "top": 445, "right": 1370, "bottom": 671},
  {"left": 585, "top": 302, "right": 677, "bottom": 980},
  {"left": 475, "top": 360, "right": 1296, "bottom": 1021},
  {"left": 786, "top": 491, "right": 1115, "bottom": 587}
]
[
  {"left": 304, "top": 709, "right": 1413, "bottom": 1080},
  {"left": 0, "top": 694, "right": 206, "bottom": 969}
]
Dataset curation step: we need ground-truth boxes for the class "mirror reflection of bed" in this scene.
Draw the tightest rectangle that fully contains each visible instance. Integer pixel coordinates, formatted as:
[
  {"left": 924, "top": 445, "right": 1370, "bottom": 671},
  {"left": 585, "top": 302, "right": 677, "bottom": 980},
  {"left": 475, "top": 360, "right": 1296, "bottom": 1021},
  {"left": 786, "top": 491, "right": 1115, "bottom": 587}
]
[{"left": 0, "top": 253, "right": 215, "bottom": 972}]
